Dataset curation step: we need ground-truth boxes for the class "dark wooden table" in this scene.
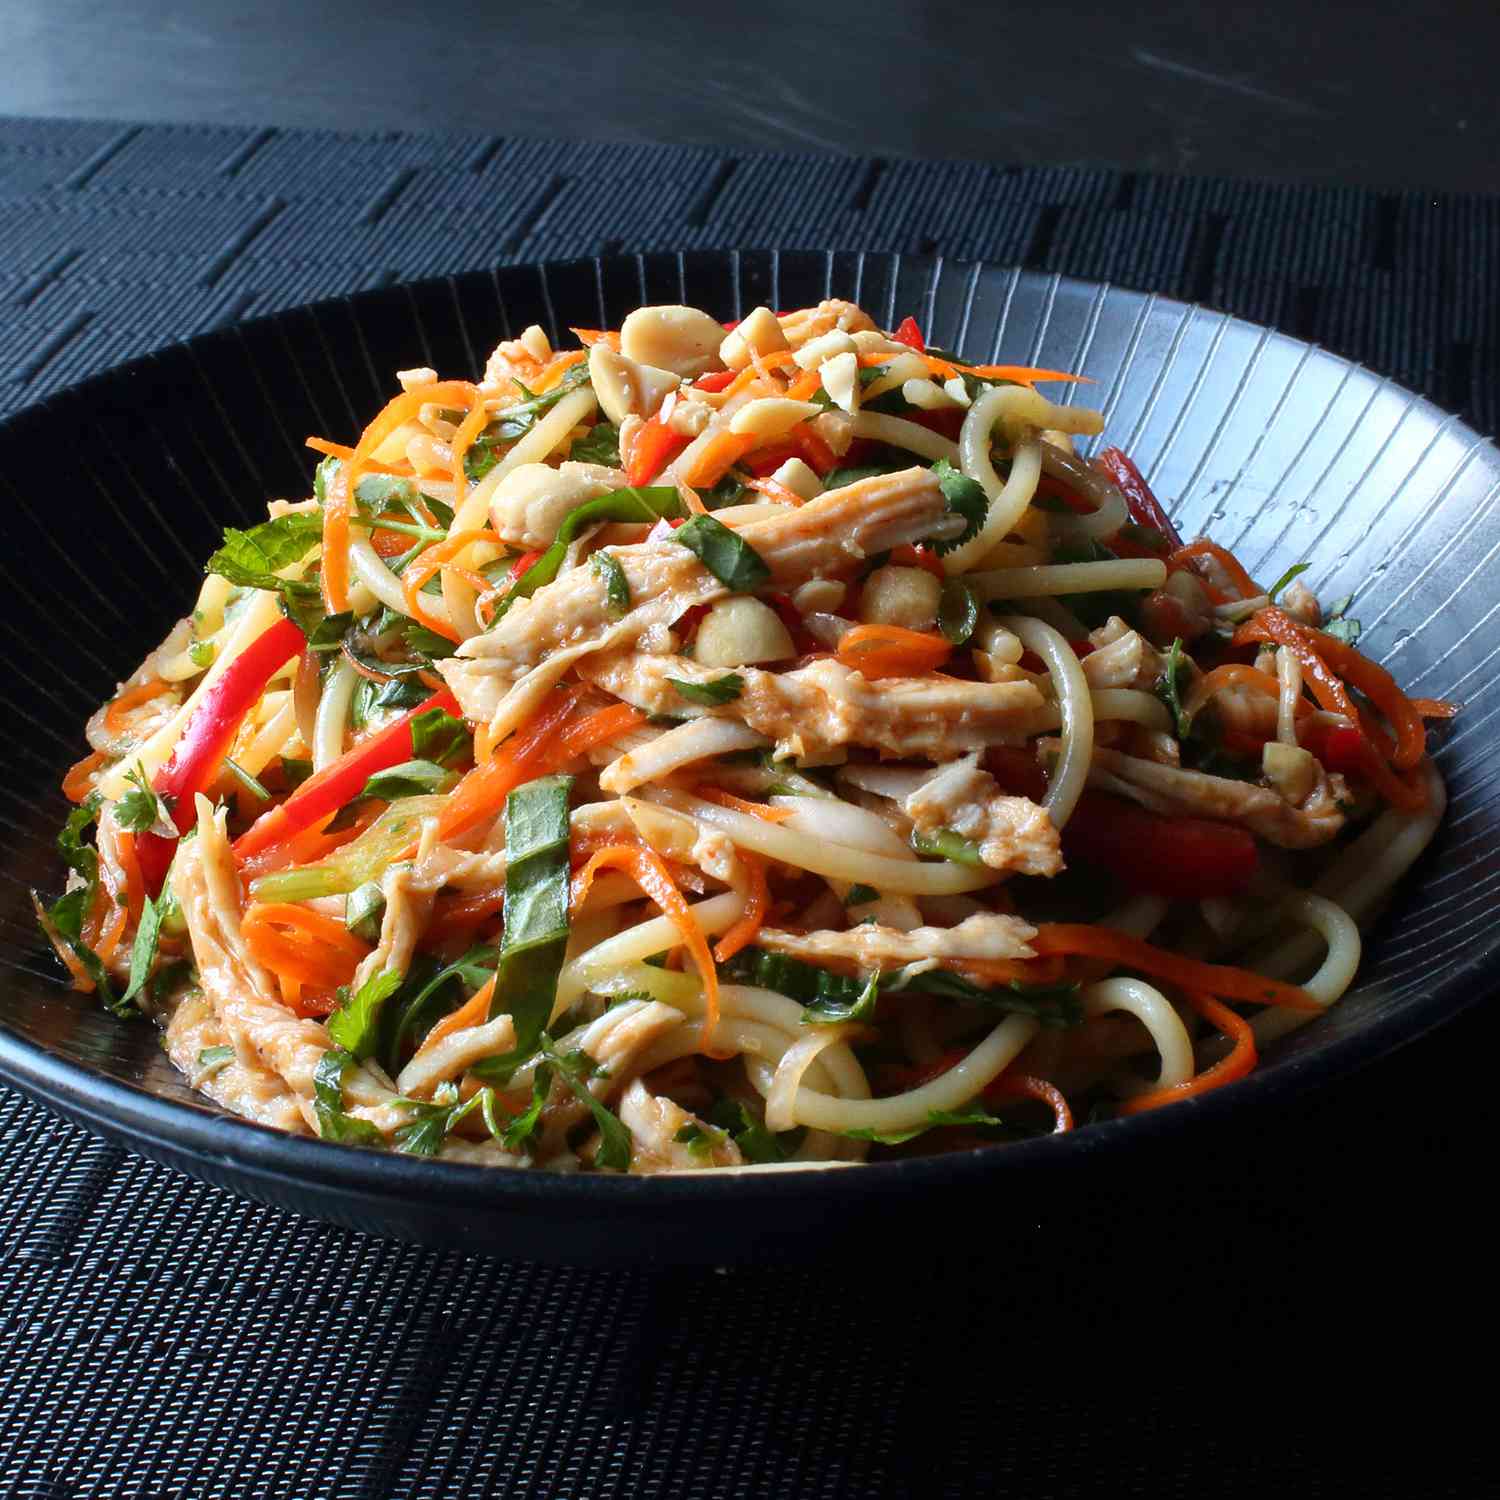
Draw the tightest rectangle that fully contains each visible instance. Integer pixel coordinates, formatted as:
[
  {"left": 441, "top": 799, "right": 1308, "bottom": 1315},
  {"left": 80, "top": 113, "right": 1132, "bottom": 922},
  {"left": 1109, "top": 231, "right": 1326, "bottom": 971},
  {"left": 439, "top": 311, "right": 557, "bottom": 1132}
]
[{"left": 5, "top": 0, "right": 1497, "bottom": 192}]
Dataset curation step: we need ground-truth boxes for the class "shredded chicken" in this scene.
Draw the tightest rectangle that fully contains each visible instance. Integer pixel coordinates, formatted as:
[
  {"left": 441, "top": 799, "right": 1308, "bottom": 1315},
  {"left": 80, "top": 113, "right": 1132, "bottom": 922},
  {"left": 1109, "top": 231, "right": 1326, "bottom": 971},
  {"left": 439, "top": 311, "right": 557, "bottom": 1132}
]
[
  {"left": 617, "top": 1078, "right": 743, "bottom": 1173},
  {"left": 350, "top": 863, "right": 434, "bottom": 996},
  {"left": 163, "top": 988, "right": 308, "bottom": 1134},
  {"left": 439, "top": 467, "right": 957, "bottom": 735},
  {"left": 902, "top": 755, "right": 1062, "bottom": 876},
  {"left": 580, "top": 651, "right": 1043, "bottom": 761},
  {"left": 172, "top": 798, "right": 406, "bottom": 1132},
  {"left": 1084, "top": 744, "right": 1348, "bottom": 848},
  {"left": 757, "top": 911, "right": 1036, "bottom": 976}
]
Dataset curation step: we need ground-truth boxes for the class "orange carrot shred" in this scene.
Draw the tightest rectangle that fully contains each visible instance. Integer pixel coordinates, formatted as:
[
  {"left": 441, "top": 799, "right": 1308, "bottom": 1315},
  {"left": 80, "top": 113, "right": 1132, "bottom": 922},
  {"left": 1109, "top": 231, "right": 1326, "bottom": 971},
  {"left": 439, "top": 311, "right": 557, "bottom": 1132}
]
[
  {"left": 1117, "top": 992, "right": 1257, "bottom": 1114},
  {"left": 241, "top": 903, "right": 372, "bottom": 993},
  {"left": 413, "top": 973, "right": 497, "bottom": 1058},
  {"left": 713, "top": 851, "right": 769, "bottom": 963},
  {"left": 1029, "top": 924, "right": 1320, "bottom": 1011}
]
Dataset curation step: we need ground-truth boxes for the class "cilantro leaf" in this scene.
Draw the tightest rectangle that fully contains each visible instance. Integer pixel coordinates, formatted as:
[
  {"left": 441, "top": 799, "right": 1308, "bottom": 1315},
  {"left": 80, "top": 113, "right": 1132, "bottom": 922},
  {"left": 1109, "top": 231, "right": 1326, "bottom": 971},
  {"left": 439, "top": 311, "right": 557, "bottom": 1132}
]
[
  {"left": 673, "top": 513, "right": 771, "bottom": 592},
  {"left": 312, "top": 1048, "right": 384, "bottom": 1143},
  {"left": 929, "top": 459, "right": 987, "bottom": 555},
  {"left": 326, "top": 968, "right": 404, "bottom": 1060},
  {"left": 1156, "top": 636, "right": 1190, "bottom": 737},
  {"left": 569, "top": 421, "right": 621, "bottom": 467},
  {"left": 668, "top": 673, "right": 743, "bottom": 706},
  {"left": 592, "top": 550, "right": 631, "bottom": 618}
]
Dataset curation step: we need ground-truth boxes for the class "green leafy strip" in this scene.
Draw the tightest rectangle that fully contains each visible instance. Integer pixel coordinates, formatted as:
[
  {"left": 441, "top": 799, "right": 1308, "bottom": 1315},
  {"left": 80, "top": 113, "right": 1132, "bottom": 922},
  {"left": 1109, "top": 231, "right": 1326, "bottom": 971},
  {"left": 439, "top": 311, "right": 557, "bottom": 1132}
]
[
  {"left": 196, "top": 1044, "right": 236, "bottom": 1077},
  {"left": 1156, "top": 636, "right": 1190, "bottom": 738},
  {"left": 471, "top": 775, "right": 574, "bottom": 1082},
  {"left": 116, "top": 765, "right": 176, "bottom": 837},
  {"left": 844, "top": 883, "right": 879, "bottom": 907},
  {"left": 669, "top": 673, "right": 743, "bottom": 706},
  {"left": 938, "top": 578, "right": 978, "bottom": 645},
  {"left": 1323, "top": 593, "right": 1362, "bottom": 646},
  {"left": 205, "top": 513, "right": 324, "bottom": 628},
  {"left": 489, "top": 486, "right": 683, "bottom": 627},
  {"left": 593, "top": 551, "right": 631, "bottom": 618},
  {"left": 121, "top": 885, "right": 177, "bottom": 1005},
  {"left": 705, "top": 1097, "right": 799, "bottom": 1164},
  {"left": 569, "top": 421, "right": 621, "bottom": 467},
  {"left": 1267, "top": 561, "right": 1310, "bottom": 602},
  {"left": 672, "top": 513, "right": 772, "bottom": 593},
  {"left": 847, "top": 1106, "right": 1015, "bottom": 1146},
  {"left": 911, "top": 828, "right": 985, "bottom": 866},
  {"left": 464, "top": 364, "right": 593, "bottom": 479},
  {"left": 802, "top": 970, "right": 880, "bottom": 1026},
  {"left": 410, "top": 707, "right": 473, "bottom": 767},
  {"left": 326, "top": 969, "right": 403, "bottom": 1060},
  {"left": 312, "top": 1048, "right": 383, "bottom": 1144}
]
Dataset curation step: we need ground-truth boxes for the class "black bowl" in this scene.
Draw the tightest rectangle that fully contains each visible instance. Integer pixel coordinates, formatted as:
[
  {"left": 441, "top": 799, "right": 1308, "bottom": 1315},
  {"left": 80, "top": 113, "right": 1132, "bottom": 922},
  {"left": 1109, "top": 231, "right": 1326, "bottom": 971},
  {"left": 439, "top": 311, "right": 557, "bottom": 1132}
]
[{"left": 2, "top": 250, "right": 1496, "bottom": 1264}]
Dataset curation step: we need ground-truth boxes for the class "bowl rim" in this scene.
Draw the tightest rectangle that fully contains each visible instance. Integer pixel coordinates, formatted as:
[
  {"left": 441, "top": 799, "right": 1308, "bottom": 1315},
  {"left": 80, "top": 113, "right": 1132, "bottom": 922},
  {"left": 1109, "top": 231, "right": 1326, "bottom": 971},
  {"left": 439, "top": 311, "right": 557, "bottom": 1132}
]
[{"left": 1, "top": 246, "right": 1494, "bottom": 1211}]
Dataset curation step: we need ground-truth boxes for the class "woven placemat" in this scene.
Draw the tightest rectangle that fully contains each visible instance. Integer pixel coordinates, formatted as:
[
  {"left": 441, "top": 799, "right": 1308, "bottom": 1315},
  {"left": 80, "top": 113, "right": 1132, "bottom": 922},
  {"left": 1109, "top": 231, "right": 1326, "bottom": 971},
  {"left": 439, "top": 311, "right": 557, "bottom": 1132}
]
[{"left": 0, "top": 118, "right": 1492, "bottom": 1498}]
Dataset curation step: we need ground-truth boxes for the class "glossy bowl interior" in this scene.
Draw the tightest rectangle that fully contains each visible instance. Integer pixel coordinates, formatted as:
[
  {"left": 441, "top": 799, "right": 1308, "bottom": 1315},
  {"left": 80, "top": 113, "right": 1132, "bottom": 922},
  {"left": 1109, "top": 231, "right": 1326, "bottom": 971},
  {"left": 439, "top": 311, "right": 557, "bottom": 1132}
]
[{"left": 2, "top": 249, "right": 1496, "bottom": 1263}]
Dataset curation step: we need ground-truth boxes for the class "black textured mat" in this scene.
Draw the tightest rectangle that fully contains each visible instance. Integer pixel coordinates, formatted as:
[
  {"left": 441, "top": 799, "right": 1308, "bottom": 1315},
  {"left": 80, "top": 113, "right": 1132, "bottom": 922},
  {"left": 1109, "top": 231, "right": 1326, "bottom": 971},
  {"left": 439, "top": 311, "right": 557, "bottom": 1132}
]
[{"left": 0, "top": 118, "right": 1492, "bottom": 1497}]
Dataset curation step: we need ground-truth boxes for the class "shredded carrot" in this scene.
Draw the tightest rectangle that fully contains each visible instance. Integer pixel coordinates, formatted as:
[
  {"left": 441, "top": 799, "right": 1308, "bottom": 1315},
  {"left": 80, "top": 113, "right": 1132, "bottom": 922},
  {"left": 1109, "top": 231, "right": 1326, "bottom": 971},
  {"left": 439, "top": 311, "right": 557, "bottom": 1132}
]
[
  {"left": 529, "top": 350, "right": 587, "bottom": 393},
  {"left": 1232, "top": 610, "right": 1358, "bottom": 724},
  {"left": 1117, "top": 991, "right": 1257, "bottom": 1114},
  {"left": 1303, "top": 624, "right": 1427, "bottom": 771},
  {"left": 447, "top": 398, "right": 492, "bottom": 512},
  {"left": 555, "top": 702, "right": 646, "bottom": 760},
  {"left": 571, "top": 843, "right": 725, "bottom": 1054},
  {"left": 793, "top": 425, "right": 838, "bottom": 475},
  {"left": 400, "top": 528, "right": 497, "bottom": 644},
  {"left": 985, "top": 1072, "right": 1074, "bottom": 1131},
  {"left": 32, "top": 892, "right": 94, "bottom": 991},
  {"left": 92, "top": 902, "right": 129, "bottom": 966},
  {"left": 1169, "top": 539, "right": 1261, "bottom": 601},
  {"left": 836, "top": 623, "right": 952, "bottom": 679},
  {"left": 682, "top": 428, "right": 756, "bottom": 488},
  {"left": 713, "top": 852, "right": 769, "bottom": 963},
  {"left": 569, "top": 328, "right": 620, "bottom": 350},
  {"left": 947, "top": 955, "right": 1070, "bottom": 988},
  {"left": 304, "top": 437, "right": 410, "bottom": 475},
  {"left": 784, "top": 367, "right": 822, "bottom": 402},
  {"left": 424, "top": 889, "right": 506, "bottom": 946},
  {"left": 745, "top": 476, "right": 805, "bottom": 507},
  {"left": 693, "top": 787, "right": 796, "bottom": 822},
  {"left": 325, "top": 378, "right": 481, "bottom": 612},
  {"left": 115, "top": 829, "right": 144, "bottom": 928},
  {"left": 1411, "top": 697, "right": 1459, "bottom": 719},
  {"left": 1029, "top": 924, "right": 1320, "bottom": 1011},
  {"left": 62, "top": 749, "right": 108, "bottom": 804},
  {"left": 855, "top": 352, "right": 1087, "bottom": 386},
  {"left": 414, "top": 973, "right": 497, "bottom": 1058},
  {"left": 241, "top": 903, "right": 372, "bottom": 992},
  {"left": 434, "top": 688, "right": 586, "bottom": 843},
  {"left": 104, "top": 680, "right": 174, "bottom": 733}
]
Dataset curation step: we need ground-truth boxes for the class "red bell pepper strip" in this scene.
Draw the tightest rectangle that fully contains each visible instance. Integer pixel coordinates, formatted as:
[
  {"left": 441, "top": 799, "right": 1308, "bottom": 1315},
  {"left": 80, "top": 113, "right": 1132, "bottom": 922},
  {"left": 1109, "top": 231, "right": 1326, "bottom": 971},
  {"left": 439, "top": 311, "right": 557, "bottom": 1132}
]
[
  {"left": 892, "top": 316, "right": 925, "bottom": 351},
  {"left": 232, "top": 688, "right": 460, "bottom": 862},
  {"left": 508, "top": 550, "right": 543, "bottom": 583},
  {"left": 134, "top": 616, "right": 306, "bottom": 894},
  {"left": 626, "top": 414, "right": 689, "bottom": 487},
  {"left": 693, "top": 369, "right": 739, "bottom": 393},
  {"left": 1060, "top": 792, "right": 1258, "bottom": 901},
  {"left": 1096, "top": 448, "right": 1182, "bottom": 550}
]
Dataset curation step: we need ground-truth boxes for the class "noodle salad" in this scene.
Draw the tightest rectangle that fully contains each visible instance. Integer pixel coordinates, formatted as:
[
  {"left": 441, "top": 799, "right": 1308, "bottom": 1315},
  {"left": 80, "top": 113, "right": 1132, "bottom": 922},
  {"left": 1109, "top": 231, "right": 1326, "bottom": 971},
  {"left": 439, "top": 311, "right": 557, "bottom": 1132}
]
[{"left": 35, "top": 298, "right": 1455, "bottom": 1172}]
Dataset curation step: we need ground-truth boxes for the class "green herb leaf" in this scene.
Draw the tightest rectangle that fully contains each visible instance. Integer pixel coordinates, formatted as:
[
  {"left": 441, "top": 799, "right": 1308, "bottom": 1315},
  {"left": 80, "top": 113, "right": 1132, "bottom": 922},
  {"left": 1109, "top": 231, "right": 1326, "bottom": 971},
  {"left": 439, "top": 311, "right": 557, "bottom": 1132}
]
[
  {"left": 705, "top": 1097, "right": 798, "bottom": 1164},
  {"left": 498, "top": 1065, "right": 552, "bottom": 1151},
  {"left": 312, "top": 1048, "right": 384, "bottom": 1143},
  {"left": 279, "top": 757, "right": 315, "bottom": 790},
  {"left": 884, "top": 968, "right": 1084, "bottom": 1028},
  {"left": 385, "top": 945, "right": 499, "bottom": 1075},
  {"left": 672, "top": 512, "right": 773, "bottom": 593},
  {"left": 592, "top": 550, "right": 631, "bottom": 618},
  {"left": 1323, "top": 594, "right": 1362, "bottom": 646},
  {"left": 1156, "top": 636, "right": 1190, "bottom": 738},
  {"left": 487, "top": 486, "right": 682, "bottom": 626},
  {"left": 344, "top": 880, "right": 385, "bottom": 942},
  {"left": 222, "top": 758, "right": 271, "bottom": 803},
  {"left": 306, "top": 610, "right": 354, "bottom": 653},
  {"left": 911, "top": 828, "right": 984, "bottom": 865},
  {"left": 472, "top": 775, "right": 574, "bottom": 1082},
  {"left": 1267, "top": 562, "right": 1310, "bottom": 602},
  {"left": 569, "top": 421, "right": 621, "bottom": 467},
  {"left": 188, "top": 639, "right": 216, "bottom": 669},
  {"left": 56, "top": 795, "right": 102, "bottom": 884},
  {"left": 548, "top": 1046, "right": 632, "bottom": 1170},
  {"left": 409, "top": 707, "right": 472, "bottom": 768},
  {"left": 326, "top": 968, "right": 404, "bottom": 1060},
  {"left": 116, "top": 765, "right": 176, "bottom": 837},
  {"left": 196, "top": 1044, "right": 235, "bottom": 1076},
  {"left": 361, "top": 759, "right": 459, "bottom": 802},
  {"left": 844, "top": 884, "right": 878, "bottom": 907},
  {"left": 847, "top": 1105, "right": 1013, "bottom": 1145},
  {"left": 723, "top": 948, "right": 870, "bottom": 1012},
  {"left": 121, "top": 886, "right": 173, "bottom": 1004},
  {"left": 938, "top": 577, "right": 979, "bottom": 644},
  {"left": 929, "top": 459, "right": 988, "bottom": 554},
  {"left": 206, "top": 512, "right": 324, "bottom": 588},
  {"left": 802, "top": 969, "right": 880, "bottom": 1025},
  {"left": 668, "top": 673, "right": 743, "bottom": 706}
]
